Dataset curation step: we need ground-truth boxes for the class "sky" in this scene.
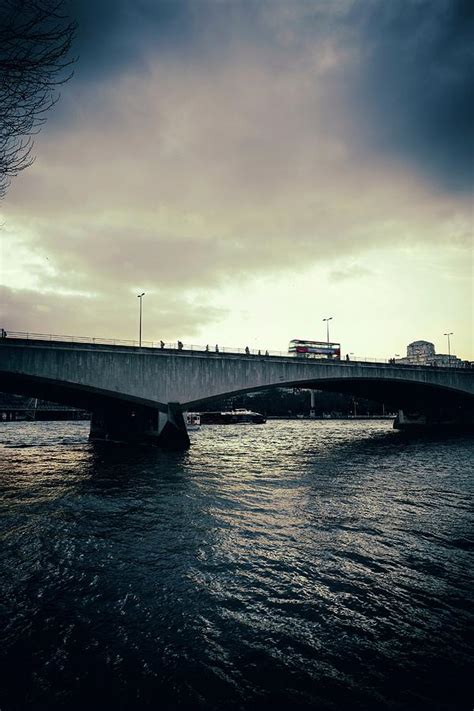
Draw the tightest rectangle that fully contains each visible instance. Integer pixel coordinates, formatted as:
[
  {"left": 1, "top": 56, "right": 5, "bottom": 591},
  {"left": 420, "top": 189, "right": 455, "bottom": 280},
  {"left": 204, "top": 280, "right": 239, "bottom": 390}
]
[{"left": 1, "top": 0, "right": 473, "bottom": 360}]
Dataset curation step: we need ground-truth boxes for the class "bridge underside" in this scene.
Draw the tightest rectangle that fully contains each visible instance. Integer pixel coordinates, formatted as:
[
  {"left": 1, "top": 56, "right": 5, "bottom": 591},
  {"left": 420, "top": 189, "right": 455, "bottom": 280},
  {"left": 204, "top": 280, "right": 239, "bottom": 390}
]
[
  {"left": 0, "top": 373, "right": 189, "bottom": 449},
  {"left": 303, "top": 378, "right": 473, "bottom": 410},
  {"left": 1, "top": 371, "right": 473, "bottom": 447},
  {"left": 186, "top": 377, "right": 474, "bottom": 428},
  {"left": 310, "top": 380, "right": 474, "bottom": 431}
]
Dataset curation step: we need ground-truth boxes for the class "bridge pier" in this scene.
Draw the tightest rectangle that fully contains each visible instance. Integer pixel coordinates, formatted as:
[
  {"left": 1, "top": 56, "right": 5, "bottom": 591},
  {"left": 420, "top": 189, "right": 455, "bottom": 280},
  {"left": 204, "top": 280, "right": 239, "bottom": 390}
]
[
  {"left": 89, "top": 402, "right": 190, "bottom": 449},
  {"left": 394, "top": 406, "right": 474, "bottom": 431}
]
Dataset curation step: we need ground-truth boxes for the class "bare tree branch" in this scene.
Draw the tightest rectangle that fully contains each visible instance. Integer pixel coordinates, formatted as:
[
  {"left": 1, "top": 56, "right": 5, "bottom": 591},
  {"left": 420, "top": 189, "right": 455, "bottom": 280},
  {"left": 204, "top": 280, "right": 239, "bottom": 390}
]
[{"left": 0, "top": 0, "right": 76, "bottom": 198}]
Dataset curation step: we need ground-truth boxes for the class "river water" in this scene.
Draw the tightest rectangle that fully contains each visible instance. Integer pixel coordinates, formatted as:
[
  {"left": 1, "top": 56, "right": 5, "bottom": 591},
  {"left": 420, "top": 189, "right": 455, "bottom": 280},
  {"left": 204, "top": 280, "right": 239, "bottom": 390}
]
[{"left": 0, "top": 420, "right": 472, "bottom": 710}]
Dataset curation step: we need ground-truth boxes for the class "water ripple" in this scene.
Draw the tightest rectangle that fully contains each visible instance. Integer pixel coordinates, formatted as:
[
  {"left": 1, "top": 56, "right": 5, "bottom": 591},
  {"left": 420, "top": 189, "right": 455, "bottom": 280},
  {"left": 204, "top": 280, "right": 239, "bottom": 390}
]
[{"left": 0, "top": 420, "right": 472, "bottom": 710}]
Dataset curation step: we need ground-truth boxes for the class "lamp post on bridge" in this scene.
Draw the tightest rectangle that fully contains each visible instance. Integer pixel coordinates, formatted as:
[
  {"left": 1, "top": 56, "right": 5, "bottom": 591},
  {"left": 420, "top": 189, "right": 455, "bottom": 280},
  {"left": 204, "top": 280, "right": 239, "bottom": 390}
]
[
  {"left": 137, "top": 292, "right": 145, "bottom": 346},
  {"left": 323, "top": 316, "right": 333, "bottom": 344},
  {"left": 444, "top": 332, "right": 453, "bottom": 365}
]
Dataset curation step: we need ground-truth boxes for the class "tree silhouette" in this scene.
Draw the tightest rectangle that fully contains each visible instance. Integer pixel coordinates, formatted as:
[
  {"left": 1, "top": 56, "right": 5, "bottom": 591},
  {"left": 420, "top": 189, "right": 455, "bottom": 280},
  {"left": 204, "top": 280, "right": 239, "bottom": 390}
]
[{"left": 0, "top": 0, "right": 76, "bottom": 198}]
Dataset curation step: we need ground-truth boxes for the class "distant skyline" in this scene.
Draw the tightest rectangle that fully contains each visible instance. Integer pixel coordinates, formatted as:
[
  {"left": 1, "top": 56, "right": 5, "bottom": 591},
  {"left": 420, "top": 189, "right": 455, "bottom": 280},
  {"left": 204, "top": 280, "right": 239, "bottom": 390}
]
[{"left": 1, "top": 0, "right": 472, "bottom": 359}]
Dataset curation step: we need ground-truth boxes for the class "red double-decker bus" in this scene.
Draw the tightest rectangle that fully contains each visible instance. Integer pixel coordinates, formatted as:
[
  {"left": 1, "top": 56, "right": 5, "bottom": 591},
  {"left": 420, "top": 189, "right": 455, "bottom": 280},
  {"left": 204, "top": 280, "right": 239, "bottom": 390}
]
[{"left": 288, "top": 339, "right": 341, "bottom": 359}]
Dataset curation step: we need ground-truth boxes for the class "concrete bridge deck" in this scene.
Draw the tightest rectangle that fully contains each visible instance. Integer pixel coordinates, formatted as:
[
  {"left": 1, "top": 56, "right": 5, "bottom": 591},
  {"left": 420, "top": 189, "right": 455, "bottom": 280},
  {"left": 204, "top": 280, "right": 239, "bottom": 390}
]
[{"left": 1, "top": 334, "right": 473, "bottom": 447}]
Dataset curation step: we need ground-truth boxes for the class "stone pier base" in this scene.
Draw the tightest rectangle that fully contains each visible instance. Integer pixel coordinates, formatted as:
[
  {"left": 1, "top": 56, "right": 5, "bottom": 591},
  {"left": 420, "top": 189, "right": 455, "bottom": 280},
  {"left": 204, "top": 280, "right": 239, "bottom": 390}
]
[
  {"left": 394, "top": 408, "right": 474, "bottom": 432},
  {"left": 89, "top": 401, "right": 190, "bottom": 449}
]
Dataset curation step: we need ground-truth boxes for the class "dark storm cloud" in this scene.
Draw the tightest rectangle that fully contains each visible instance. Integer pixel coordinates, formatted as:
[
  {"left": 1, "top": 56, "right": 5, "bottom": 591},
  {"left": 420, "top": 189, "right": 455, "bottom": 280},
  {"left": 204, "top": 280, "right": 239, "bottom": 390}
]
[
  {"left": 62, "top": 0, "right": 472, "bottom": 191},
  {"left": 65, "top": 0, "right": 192, "bottom": 79},
  {"left": 351, "top": 0, "right": 474, "bottom": 192}
]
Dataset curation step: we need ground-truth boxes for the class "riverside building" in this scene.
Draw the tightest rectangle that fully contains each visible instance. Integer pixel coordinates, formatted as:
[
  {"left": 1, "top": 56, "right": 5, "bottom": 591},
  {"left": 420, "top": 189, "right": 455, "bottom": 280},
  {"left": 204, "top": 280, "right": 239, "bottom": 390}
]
[{"left": 396, "top": 340, "right": 462, "bottom": 367}]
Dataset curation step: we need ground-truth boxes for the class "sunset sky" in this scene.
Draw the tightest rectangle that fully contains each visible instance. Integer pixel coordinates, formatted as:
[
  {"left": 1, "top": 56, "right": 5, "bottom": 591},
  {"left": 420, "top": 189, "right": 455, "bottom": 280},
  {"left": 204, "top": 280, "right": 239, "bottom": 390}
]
[{"left": 1, "top": 0, "right": 472, "bottom": 360}]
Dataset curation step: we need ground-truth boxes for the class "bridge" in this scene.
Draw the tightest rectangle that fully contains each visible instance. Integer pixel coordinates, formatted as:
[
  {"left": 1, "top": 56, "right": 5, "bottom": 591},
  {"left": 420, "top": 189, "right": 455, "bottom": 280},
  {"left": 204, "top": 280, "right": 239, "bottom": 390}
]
[{"left": 0, "top": 333, "right": 473, "bottom": 447}]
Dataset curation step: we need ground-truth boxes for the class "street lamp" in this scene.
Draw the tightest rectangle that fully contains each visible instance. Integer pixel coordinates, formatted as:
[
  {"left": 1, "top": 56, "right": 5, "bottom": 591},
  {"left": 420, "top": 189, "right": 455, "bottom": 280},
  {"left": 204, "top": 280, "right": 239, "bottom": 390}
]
[
  {"left": 137, "top": 292, "right": 145, "bottom": 346},
  {"left": 444, "top": 332, "right": 453, "bottom": 363},
  {"left": 322, "top": 317, "right": 333, "bottom": 343}
]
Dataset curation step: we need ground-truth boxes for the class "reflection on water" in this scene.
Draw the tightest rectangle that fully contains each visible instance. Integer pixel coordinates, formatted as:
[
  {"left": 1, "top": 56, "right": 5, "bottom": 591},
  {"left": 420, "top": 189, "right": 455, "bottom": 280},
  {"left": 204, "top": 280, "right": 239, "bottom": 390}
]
[{"left": 0, "top": 420, "right": 472, "bottom": 710}]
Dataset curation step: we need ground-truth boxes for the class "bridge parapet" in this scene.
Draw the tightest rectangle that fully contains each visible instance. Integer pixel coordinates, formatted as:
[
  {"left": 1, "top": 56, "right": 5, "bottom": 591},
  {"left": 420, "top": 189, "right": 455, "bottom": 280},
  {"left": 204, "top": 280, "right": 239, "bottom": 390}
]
[{"left": 1, "top": 331, "right": 472, "bottom": 370}]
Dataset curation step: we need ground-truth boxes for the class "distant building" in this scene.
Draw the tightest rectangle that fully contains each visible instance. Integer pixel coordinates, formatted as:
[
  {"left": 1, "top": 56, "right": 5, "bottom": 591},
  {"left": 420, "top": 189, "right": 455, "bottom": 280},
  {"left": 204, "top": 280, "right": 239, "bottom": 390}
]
[
  {"left": 395, "top": 340, "right": 462, "bottom": 367},
  {"left": 430, "top": 353, "right": 463, "bottom": 367},
  {"left": 407, "top": 340, "right": 435, "bottom": 362}
]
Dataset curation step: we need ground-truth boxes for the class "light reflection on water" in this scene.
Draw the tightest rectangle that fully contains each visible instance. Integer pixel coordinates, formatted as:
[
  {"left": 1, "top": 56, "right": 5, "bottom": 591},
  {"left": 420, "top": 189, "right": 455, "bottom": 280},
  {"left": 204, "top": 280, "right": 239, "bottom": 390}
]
[{"left": 0, "top": 420, "right": 472, "bottom": 710}]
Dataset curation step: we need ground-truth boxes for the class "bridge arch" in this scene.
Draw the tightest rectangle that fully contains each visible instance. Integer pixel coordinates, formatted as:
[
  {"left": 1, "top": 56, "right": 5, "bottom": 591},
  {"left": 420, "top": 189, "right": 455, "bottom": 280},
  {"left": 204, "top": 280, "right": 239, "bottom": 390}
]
[{"left": 183, "top": 375, "right": 473, "bottom": 411}]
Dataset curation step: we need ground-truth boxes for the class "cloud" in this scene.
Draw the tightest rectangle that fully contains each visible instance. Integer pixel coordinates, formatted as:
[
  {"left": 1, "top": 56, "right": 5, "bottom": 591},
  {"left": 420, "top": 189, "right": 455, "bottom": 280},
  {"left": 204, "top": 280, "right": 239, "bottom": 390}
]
[
  {"left": 1, "top": 0, "right": 472, "bottom": 346},
  {"left": 0, "top": 285, "right": 225, "bottom": 341},
  {"left": 330, "top": 264, "right": 373, "bottom": 282},
  {"left": 65, "top": 0, "right": 192, "bottom": 82},
  {"left": 350, "top": 0, "right": 474, "bottom": 192},
  {"left": 3, "top": 32, "right": 471, "bottom": 307},
  {"left": 60, "top": 0, "right": 473, "bottom": 192}
]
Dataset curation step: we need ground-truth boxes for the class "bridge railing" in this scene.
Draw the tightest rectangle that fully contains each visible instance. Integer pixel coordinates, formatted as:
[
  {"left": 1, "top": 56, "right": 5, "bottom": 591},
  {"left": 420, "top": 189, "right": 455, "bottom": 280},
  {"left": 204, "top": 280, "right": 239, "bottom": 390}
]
[
  {"left": 1, "top": 330, "right": 470, "bottom": 370},
  {"left": 0, "top": 330, "right": 391, "bottom": 362},
  {"left": 3, "top": 331, "right": 150, "bottom": 349}
]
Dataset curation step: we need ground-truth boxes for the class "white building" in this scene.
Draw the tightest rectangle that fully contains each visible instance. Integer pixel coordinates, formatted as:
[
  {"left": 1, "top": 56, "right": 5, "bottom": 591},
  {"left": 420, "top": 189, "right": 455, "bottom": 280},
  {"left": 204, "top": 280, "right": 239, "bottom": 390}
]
[
  {"left": 430, "top": 353, "right": 462, "bottom": 367},
  {"left": 396, "top": 340, "right": 462, "bottom": 367},
  {"left": 406, "top": 340, "right": 435, "bottom": 363}
]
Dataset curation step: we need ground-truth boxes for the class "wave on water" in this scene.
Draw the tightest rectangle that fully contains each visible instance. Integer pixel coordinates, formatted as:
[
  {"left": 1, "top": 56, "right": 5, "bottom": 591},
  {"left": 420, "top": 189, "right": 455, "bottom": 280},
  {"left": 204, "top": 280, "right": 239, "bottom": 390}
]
[{"left": 0, "top": 419, "right": 472, "bottom": 710}]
